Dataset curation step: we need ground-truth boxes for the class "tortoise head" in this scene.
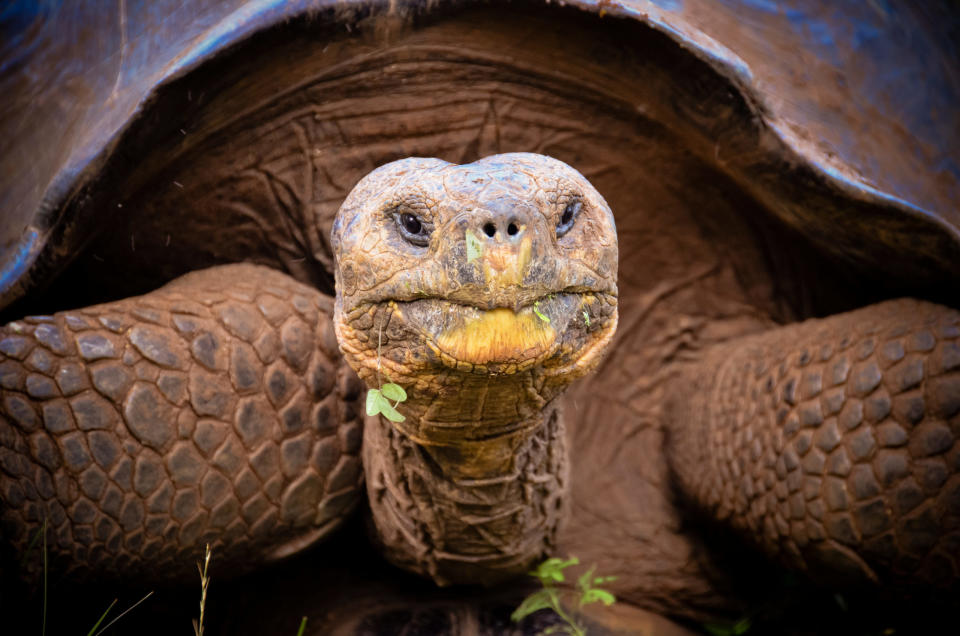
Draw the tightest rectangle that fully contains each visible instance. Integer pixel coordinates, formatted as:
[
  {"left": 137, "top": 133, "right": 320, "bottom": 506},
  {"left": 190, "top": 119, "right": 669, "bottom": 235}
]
[{"left": 332, "top": 153, "right": 617, "bottom": 444}]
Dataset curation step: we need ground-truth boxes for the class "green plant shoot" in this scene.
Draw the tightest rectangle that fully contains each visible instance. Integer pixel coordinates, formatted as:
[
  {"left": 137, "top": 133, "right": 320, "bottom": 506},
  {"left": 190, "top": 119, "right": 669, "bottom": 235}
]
[
  {"left": 582, "top": 310, "right": 590, "bottom": 326},
  {"left": 295, "top": 617, "right": 308, "bottom": 636},
  {"left": 533, "top": 301, "right": 550, "bottom": 323},
  {"left": 511, "top": 556, "right": 617, "bottom": 635}
]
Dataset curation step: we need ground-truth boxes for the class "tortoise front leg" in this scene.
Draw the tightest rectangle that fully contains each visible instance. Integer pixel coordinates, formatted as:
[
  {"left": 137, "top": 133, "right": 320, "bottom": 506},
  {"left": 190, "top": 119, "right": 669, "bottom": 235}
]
[
  {"left": 666, "top": 299, "right": 959, "bottom": 588},
  {"left": 0, "top": 264, "right": 364, "bottom": 578}
]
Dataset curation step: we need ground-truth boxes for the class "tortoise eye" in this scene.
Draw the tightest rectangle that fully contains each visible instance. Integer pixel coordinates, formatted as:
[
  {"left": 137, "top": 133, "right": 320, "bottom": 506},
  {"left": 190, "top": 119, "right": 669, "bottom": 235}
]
[
  {"left": 557, "top": 200, "right": 582, "bottom": 237},
  {"left": 396, "top": 211, "right": 430, "bottom": 246},
  {"left": 401, "top": 213, "right": 422, "bottom": 234}
]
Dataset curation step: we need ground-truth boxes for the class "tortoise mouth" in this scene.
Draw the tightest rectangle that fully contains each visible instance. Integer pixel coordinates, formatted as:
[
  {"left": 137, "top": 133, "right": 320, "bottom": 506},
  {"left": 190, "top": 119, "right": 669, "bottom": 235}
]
[{"left": 394, "top": 291, "right": 616, "bottom": 374}]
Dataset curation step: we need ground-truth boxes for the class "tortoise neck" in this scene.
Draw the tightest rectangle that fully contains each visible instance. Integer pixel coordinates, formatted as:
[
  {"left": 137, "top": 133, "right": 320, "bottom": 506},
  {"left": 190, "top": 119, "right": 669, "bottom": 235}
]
[
  {"left": 362, "top": 404, "right": 568, "bottom": 586},
  {"left": 388, "top": 369, "right": 559, "bottom": 447}
]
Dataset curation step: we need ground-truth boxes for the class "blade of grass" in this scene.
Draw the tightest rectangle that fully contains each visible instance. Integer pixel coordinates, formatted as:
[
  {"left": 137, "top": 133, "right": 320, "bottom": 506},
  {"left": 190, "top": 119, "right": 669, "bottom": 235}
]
[
  {"left": 86, "top": 599, "right": 117, "bottom": 636},
  {"left": 92, "top": 590, "right": 154, "bottom": 636},
  {"left": 18, "top": 523, "right": 44, "bottom": 568},
  {"left": 296, "top": 616, "right": 308, "bottom": 636},
  {"left": 193, "top": 544, "right": 212, "bottom": 636}
]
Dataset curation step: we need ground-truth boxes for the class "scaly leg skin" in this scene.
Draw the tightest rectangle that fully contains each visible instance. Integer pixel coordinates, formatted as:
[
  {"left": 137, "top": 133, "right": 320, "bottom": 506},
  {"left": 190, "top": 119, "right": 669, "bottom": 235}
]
[
  {"left": 667, "top": 298, "right": 960, "bottom": 589},
  {"left": 0, "top": 264, "right": 365, "bottom": 579}
]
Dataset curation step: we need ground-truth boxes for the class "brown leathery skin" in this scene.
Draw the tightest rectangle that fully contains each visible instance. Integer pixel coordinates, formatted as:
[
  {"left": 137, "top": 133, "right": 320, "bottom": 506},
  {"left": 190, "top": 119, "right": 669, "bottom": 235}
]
[
  {"left": 667, "top": 298, "right": 960, "bottom": 589},
  {"left": 332, "top": 153, "right": 618, "bottom": 584},
  {"left": 0, "top": 264, "right": 364, "bottom": 578},
  {"left": 363, "top": 404, "right": 567, "bottom": 586}
]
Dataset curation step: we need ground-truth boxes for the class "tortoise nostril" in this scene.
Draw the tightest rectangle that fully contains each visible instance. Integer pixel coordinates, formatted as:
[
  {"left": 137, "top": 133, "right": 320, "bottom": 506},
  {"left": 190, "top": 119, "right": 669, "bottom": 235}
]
[
  {"left": 483, "top": 222, "right": 497, "bottom": 238},
  {"left": 507, "top": 222, "right": 519, "bottom": 236}
]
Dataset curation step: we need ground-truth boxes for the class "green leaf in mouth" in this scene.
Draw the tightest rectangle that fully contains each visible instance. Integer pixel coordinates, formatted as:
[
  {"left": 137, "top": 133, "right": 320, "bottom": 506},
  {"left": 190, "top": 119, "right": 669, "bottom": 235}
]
[
  {"left": 380, "top": 382, "right": 407, "bottom": 402},
  {"left": 533, "top": 301, "right": 550, "bottom": 323},
  {"left": 365, "top": 388, "right": 406, "bottom": 422}
]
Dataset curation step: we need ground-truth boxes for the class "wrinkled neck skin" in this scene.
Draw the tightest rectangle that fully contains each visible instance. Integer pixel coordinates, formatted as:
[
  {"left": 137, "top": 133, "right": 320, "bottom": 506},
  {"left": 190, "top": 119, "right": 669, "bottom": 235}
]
[
  {"left": 337, "top": 301, "right": 575, "bottom": 585},
  {"left": 362, "top": 380, "right": 568, "bottom": 586}
]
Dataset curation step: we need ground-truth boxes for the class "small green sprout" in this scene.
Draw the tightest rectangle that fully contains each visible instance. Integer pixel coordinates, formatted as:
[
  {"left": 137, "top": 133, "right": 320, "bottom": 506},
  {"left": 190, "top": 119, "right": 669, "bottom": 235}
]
[
  {"left": 582, "top": 310, "right": 590, "bottom": 326},
  {"left": 533, "top": 301, "right": 550, "bottom": 323},
  {"left": 511, "top": 556, "right": 617, "bottom": 635},
  {"left": 465, "top": 229, "right": 484, "bottom": 263}
]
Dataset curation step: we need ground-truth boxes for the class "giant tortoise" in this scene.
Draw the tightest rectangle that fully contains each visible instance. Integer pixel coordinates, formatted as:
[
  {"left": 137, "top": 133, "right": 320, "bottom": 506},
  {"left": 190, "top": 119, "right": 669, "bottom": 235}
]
[{"left": 1, "top": 1, "right": 958, "bottom": 634}]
